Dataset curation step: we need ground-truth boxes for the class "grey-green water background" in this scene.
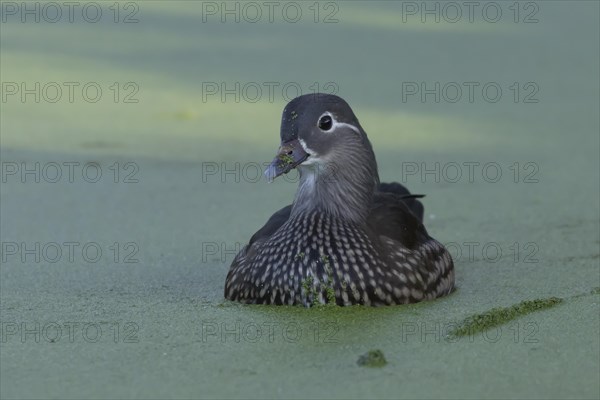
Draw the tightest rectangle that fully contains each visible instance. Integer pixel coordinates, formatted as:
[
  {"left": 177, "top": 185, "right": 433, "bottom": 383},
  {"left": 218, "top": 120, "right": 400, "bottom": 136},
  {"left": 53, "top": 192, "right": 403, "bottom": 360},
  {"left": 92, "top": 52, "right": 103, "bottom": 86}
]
[{"left": 1, "top": 1, "right": 599, "bottom": 399}]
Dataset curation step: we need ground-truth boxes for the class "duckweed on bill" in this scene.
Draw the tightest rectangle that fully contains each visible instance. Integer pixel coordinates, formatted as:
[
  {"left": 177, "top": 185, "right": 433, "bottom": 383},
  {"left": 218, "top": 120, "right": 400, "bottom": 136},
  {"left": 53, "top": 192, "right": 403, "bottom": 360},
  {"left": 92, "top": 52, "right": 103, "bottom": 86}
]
[{"left": 279, "top": 153, "right": 294, "bottom": 165}]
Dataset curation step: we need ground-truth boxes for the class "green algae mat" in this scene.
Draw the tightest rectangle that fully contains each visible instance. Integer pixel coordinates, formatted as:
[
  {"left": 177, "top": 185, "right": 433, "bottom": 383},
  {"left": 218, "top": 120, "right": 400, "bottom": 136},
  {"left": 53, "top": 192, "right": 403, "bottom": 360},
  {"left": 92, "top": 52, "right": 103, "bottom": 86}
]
[{"left": 1, "top": 2, "right": 598, "bottom": 399}]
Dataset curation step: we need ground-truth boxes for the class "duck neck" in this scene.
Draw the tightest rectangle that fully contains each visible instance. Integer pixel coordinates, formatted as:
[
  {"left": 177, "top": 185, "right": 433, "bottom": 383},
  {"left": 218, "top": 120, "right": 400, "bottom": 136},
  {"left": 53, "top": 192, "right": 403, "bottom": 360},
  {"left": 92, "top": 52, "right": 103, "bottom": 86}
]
[{"left": 290, "top": 148, "right": 379, "bottom": 225}]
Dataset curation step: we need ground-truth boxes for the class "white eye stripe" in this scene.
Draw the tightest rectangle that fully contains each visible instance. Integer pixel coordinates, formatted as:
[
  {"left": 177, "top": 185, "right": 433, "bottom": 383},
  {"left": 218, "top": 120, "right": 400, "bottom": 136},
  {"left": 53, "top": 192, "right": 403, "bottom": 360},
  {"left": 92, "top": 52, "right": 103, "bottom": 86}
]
[
  {"left": 298, "top": 138, "right": 320, "bottom": 166},
  {"left": 298, "top": 138, "right": 314, "bottom": 154},
  {"left": 318, "top": 112, "right": 360, "bottom": 134},
  {"left": 336, "top": 122, "right": 361, "bottom": 134}
]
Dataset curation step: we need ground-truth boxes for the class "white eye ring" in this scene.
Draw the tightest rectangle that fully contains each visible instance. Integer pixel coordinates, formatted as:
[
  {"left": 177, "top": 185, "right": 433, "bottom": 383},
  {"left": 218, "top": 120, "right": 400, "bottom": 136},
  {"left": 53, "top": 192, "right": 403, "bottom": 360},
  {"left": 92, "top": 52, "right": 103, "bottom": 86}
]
[
  {"left": 317, "top": 112, "right": 361, "bottom": 134},
  {"left": 317, "top": 113, "right": 333, "bottom": 131}
]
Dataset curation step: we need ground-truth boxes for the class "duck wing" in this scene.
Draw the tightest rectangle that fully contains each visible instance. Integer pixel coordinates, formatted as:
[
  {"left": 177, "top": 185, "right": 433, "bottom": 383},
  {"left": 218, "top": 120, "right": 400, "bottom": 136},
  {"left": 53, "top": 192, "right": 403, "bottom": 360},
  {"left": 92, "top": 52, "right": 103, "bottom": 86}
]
[
  {"left": 377, "top": 182, "right": 425, "bottom": 222},
  {"left": 368, "top": 190, "right": 429, "bottom": 250},
  {"left": 247, "top": 205, "right": 292, "bottom": 246},
  {"left": 368, "top": 182, "right": 455, "bottom": 299}
]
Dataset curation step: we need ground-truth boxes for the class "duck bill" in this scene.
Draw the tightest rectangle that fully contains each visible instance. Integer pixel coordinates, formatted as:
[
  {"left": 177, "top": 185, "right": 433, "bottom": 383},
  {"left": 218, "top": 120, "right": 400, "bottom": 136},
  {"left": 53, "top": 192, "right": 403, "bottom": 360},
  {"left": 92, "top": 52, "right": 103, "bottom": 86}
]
[{"left": 264, "top": 139, "right": 309, "bottom": 182}]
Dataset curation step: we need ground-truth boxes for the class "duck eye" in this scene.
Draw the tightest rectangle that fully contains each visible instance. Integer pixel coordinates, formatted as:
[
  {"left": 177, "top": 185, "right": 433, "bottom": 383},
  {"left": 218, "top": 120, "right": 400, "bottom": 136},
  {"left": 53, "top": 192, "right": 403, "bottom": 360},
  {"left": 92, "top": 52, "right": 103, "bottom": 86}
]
[{"left": 318, "top": 115, "right": 333, "bottom": 131}]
